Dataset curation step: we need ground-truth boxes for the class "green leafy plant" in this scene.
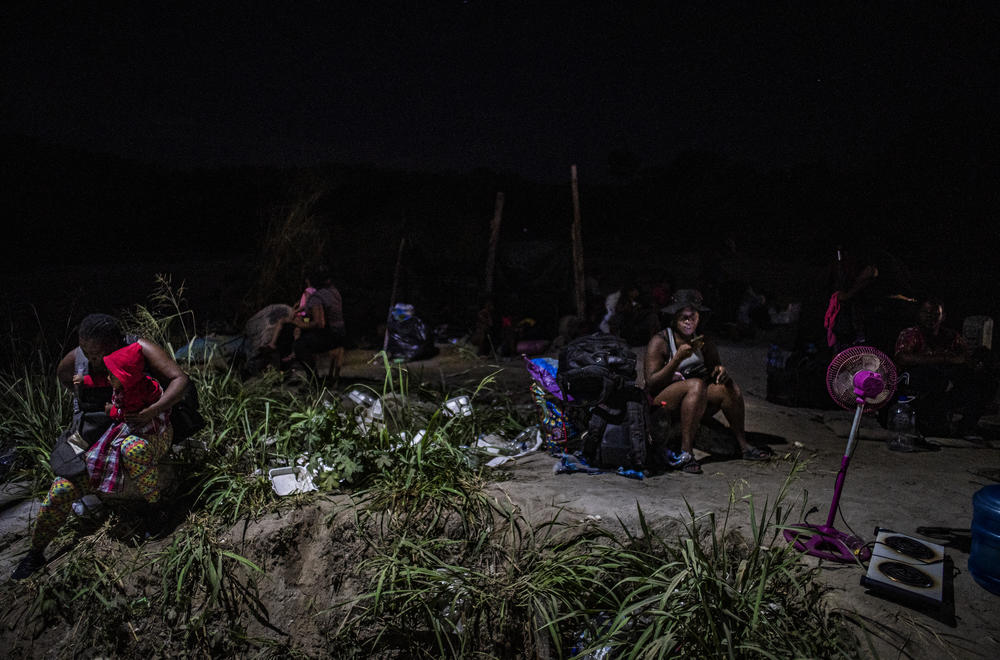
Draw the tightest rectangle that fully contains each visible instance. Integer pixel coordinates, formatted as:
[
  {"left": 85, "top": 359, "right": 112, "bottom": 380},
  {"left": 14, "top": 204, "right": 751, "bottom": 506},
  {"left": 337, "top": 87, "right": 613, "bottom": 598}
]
[{"left": 0, "top": 352, "right": 72, "bottom": 493}]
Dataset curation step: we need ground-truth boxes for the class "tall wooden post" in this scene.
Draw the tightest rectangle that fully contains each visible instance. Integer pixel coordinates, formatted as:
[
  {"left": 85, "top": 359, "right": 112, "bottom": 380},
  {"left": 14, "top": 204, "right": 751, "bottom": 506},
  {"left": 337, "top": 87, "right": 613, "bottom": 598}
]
[
  {"left": 484, "top": 192, "right": 504, "bottom": 293},
  {"left": 382, "top": 233, "right": 406, "bottom": 351},
  {"left": 570, "top": 165, "right": 586, "bottom": 320}
]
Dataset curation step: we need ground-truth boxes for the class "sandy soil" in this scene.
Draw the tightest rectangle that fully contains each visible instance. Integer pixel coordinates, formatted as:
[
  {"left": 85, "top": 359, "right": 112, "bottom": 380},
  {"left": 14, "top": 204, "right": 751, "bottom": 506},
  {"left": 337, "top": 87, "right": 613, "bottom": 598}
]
[{"left": 1, "top": 338, "right": 999, "bottom": 657}]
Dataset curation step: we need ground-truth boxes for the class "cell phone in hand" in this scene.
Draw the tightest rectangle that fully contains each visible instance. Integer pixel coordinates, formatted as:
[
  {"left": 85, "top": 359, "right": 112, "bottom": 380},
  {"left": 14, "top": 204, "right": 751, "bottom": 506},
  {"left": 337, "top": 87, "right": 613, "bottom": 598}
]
[{"left": 690, "top": 335, "right": 705, "bottom": 350}]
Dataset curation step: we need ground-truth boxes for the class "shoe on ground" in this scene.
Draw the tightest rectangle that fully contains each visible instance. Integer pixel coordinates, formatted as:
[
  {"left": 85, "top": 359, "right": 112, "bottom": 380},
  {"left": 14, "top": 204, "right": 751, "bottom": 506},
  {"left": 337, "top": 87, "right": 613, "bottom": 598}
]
[
  {"left": 679, "top": 457, "right": 703, "bottom": 474},
  {"left": 742, "top": 446, "right": 773, "bottom": 461},
  {"left": 11, "top": 549, "right": 45, "bottom": 581},
  {"left": 669, "top": 451, "right": 702, "bottom": 474},
  {"left": 667, "top": 450, "right": 693, "bottom": 468}
]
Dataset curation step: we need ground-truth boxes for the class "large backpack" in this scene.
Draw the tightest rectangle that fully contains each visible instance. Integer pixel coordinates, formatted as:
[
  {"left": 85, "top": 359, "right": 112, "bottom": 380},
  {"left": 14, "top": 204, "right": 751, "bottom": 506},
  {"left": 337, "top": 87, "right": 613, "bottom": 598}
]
[
  {"left": 557, "top": 333, "right": 649, "bottom": 469},
  {"left": 582, "top": 387, "right": 650, "bottom": 470},
  {"left": 557, "top": 333, "right": 638, "bottom": 407}
]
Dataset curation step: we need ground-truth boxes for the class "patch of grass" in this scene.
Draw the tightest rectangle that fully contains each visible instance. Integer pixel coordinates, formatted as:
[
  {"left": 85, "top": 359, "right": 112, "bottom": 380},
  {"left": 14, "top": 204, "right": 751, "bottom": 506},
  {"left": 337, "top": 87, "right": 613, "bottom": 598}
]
[
  {"left": 334, "top": 462, "right": 871, "bottom": 659},
  {"left": 582, "top": 463, "right": 866, "bottom": 659},
  {"left": 0, "top": 351, "right": 71, "bottom": 494},
  {"left": 120, "top": 273, "right": 198, "bottom": 352},
  {"left": 336, "top": 511, "right": 610, "bottom": 659},
  {"left": 0, "top": 522, "right": 150, "bottom": 655},
  {"left": 346, "top": 357, "right": 513, "bottom": 541},
  {"left": 180, "top": 364, "right": 292, "bottom": 525},
  {"left": 157, "top": 511, "right": 266, "bottom": 633}
]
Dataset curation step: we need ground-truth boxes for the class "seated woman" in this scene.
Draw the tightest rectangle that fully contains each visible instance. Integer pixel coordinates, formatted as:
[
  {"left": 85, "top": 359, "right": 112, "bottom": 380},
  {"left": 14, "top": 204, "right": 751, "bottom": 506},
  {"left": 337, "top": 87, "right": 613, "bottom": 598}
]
[
  {"left": 12, "top": 313, "right": 189, "bottom": 580},
  {"left": 644, "top": 289, "right": 771, "bottom": 474},
  {"left": 894, "top": 298, "right": 997, "bottom": 437},
  {"left": 289, "top": 267, "right": 346, "bottom": 373},
  {"left": 241, "top": 303, "right": 295, "bottom": 375}
]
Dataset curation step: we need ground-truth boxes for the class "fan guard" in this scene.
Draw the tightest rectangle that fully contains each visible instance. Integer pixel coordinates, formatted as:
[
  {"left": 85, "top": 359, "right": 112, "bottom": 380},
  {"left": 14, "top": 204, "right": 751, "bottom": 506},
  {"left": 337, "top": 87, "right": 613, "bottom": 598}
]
[{"left": 827, "top": 345, "right": 897, "bottom": 412}]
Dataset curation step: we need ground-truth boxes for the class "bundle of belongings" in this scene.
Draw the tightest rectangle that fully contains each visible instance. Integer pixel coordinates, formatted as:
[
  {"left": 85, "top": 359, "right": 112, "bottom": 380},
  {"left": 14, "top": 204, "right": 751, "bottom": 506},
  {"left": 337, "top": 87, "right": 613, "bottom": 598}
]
[
  {"left": 527, "top": 333, "right": 662, "bottom": 473},
  {"left": 387, "top": 303, "right": 438, "bottom": 362},
  {"left": 524, "top": 355, "right": 578, "bottom": 453},
  {"left": 557, "top": 333, "right": 650, "bottom": 471}
]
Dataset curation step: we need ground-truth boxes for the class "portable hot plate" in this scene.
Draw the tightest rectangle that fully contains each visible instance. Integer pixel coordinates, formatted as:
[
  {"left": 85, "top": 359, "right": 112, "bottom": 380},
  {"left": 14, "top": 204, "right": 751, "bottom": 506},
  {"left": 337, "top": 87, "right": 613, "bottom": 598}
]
[{"left": 861, "top": 528, "right": 949, "bottom": 611}]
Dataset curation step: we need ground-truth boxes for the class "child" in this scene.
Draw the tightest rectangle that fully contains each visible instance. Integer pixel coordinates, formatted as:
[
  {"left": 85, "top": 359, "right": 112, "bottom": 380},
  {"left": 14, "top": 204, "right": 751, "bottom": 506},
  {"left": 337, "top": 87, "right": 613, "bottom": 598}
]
[
  {"left": 74, "top": 343, "right": 161, "bottom": 418},
  {"left": 82, "top": 343, "right": 171, "bottom": 495}
]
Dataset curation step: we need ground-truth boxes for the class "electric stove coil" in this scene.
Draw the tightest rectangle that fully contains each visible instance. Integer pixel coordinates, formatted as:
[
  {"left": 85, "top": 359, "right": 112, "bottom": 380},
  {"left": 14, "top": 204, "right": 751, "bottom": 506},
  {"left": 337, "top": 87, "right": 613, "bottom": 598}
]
[{"left": 861, "top": 528, "right": 947, "bottom": 610}]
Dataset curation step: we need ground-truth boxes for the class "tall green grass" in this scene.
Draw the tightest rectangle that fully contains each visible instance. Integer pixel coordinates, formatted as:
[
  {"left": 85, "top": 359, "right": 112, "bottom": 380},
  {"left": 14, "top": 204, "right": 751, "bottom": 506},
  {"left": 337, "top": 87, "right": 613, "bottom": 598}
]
[
  {"left": 579, "top": 466, "right": 866, "bottom": 659},
  {"left": 0, "top": 281, "right": 873, "bottom": 658},
  {"left": 0, "top": 358, "right": 70, "bottom": 486},
  {"left": 335, "top": 462, "right": 870, "bottom": 659},
  {"left": 336, "top": 510, "right": 611, "bottom": 659},
  {"left": 157, "top": 511, "right": 266, "bottom": 630}
]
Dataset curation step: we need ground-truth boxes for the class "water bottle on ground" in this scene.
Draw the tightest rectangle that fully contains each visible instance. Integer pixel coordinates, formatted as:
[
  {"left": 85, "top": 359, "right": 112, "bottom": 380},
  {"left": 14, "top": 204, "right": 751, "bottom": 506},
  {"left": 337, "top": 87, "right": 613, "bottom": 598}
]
[
  {"left": 617, "top": 466, "right": 645, "bottom": 480},
  {"left": 888, "top": 396, "right": 921, "bottom": 452}
]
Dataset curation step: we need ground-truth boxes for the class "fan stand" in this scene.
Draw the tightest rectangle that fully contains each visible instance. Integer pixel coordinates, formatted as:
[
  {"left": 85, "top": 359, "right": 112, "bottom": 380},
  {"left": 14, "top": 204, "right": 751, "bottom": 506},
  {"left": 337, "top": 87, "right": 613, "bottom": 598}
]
[
  {"left": 783, "top": 403, "right": 870, "bottom": 562},
  {"left": 783, "top": 367, "right": 888, "bottom": 563}
]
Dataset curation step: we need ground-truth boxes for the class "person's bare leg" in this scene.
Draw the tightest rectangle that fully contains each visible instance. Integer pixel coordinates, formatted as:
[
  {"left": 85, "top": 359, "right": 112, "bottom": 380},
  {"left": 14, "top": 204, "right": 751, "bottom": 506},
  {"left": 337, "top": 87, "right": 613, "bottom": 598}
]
[
  {"left": 680, "top": 387, "right": 708, "bottom": 453},
  {"left": 656, "top": 379, "right": 708, "bottom": 454},
  {"left": 708, "top": 381, "right": 750, "bottom": 451}
]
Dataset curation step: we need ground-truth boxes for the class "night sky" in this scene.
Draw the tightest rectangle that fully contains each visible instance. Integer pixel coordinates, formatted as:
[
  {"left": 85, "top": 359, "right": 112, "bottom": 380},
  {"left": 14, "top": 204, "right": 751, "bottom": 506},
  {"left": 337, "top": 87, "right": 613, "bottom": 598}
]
[{"left": 5, "top": 2, "right": 998, "bottom": 182}]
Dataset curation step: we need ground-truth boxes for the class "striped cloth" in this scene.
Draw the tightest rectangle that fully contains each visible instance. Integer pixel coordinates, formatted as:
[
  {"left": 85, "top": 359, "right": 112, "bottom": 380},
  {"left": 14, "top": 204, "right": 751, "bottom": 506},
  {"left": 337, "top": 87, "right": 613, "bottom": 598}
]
[{"left": 85, "top": 413, "right": 170, "bottom": 494}]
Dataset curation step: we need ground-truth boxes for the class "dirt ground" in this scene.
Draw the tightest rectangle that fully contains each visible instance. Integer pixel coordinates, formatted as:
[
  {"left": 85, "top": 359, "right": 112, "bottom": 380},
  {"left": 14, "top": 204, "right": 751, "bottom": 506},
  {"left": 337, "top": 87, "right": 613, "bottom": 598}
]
[{"left": 1, "top": 337, "right": 999, "bottom": 657}]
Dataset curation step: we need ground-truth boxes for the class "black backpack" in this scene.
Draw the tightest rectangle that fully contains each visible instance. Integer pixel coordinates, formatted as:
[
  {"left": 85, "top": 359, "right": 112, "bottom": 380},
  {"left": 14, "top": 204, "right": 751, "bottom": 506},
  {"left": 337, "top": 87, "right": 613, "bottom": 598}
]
[
  {"left": 170, "top": 381, "right": 206, "bottom": 441},
  {"left": 582, "top": 386, "right": 650, "bottom": 470},
  {"left": 557, "top": 333, "right": 638, "bottom": 407},
  {"left": 558, "top": 333, "right": 649, "bottom": 470}
]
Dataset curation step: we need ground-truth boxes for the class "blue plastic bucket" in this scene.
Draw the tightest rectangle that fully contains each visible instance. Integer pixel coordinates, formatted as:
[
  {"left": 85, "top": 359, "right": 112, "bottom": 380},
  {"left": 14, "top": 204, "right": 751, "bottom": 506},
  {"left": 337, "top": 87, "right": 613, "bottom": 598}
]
[{"left": 969, "top": 484, "right": 1000, "bottom": 596}]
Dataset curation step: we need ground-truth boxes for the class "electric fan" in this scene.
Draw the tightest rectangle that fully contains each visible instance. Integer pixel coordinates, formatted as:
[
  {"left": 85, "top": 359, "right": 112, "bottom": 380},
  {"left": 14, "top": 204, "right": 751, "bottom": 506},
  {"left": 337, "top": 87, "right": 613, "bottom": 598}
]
[{"left": 783, "top": 345, "right": 898, "bottom": 562}]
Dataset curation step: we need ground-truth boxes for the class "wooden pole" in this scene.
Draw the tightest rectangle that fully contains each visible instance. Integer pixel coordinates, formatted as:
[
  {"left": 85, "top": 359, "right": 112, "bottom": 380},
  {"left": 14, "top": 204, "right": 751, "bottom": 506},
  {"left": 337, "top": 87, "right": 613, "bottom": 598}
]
[
  {"left": 383, "top": 232, "right": 406, "bottom": 352},
  {"left": 570, "top": 165, "right": 586, "bottom": 320},
  {"left": 484, "top": 192, "right": 504, "bottom": 293}
]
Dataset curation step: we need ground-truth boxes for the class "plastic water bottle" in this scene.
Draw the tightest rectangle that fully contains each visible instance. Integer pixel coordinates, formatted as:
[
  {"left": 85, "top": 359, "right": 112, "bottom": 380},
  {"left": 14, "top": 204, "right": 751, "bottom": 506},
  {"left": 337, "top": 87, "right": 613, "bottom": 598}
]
[
  {"left": 617, "top": 466, "right": 645, "bottom": 480},
  {"left": 888, "top": 396, "right": 920, "bottom": 452},
  {"left": 969, "top": 484, "right": 1000, "bottom": 595}
]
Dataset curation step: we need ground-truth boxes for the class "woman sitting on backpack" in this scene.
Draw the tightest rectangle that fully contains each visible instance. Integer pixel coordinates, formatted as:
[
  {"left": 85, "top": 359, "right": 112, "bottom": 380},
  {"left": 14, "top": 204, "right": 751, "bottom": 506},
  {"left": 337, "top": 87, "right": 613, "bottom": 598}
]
[{"left": 644, "top": 290, "right": 771, "bottom": 474}]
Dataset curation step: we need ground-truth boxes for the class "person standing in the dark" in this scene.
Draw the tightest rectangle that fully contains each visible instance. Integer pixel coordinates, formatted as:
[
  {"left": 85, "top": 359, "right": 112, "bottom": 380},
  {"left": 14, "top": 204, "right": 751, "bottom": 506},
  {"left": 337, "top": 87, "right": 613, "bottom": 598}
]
[
  {"left": 824, "top": 246, "right": 879, "bottom": 353},
  {"left": 290, "top": 267, "right": 346, "bottom": 372}
]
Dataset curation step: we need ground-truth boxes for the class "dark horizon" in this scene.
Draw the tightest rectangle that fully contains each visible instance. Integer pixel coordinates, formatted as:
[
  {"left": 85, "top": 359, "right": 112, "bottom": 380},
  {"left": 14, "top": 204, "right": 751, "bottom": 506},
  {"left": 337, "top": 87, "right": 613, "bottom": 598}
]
[
  {"left": 4, "top": 3, "right": 999, "bottom": 182},
  {"left": 3, "top": 3, "right": 999, "bottom": 358}
]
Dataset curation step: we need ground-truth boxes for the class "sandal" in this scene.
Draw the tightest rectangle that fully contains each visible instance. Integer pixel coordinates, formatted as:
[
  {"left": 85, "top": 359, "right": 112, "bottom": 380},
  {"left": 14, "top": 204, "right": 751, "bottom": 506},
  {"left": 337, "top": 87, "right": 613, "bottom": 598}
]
[
  {"left": 742, "top": 446, "right": 773, "bottom": 461},
  {"left": 680, "top": 458, "right": 702, "bottom": 474}
]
